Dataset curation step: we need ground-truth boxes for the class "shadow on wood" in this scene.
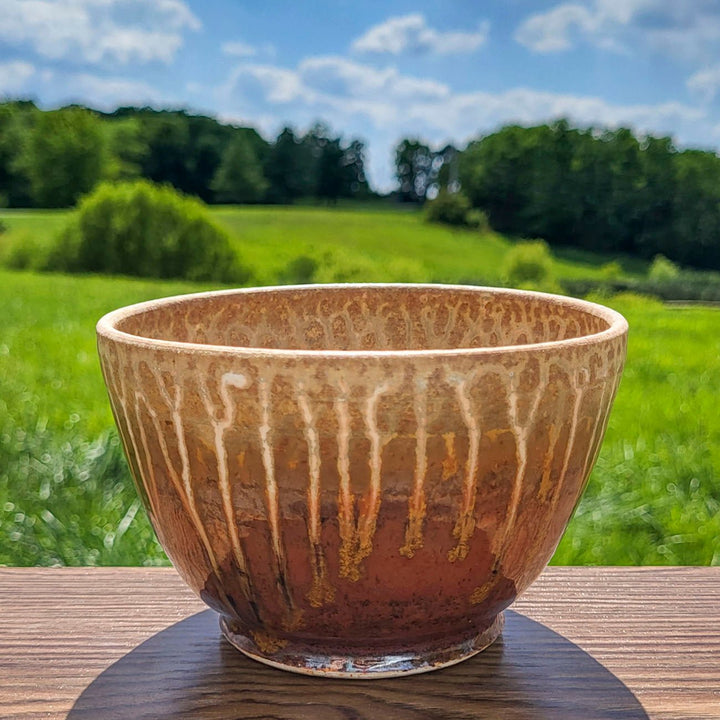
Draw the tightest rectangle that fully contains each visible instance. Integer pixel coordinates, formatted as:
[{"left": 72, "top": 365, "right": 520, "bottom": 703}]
[{"left": 67, "top": 610, "right": 649, "bottom": 719}]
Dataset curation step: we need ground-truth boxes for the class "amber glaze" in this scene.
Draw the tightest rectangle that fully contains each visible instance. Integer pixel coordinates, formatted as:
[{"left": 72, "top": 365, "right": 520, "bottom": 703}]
[{"left": 97, "top": 284, "right": 627, "bottom": 678}]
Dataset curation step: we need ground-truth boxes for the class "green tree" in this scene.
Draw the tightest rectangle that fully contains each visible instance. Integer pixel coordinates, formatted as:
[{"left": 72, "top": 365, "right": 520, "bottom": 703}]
[
  {"left": 0, "top": 100, "right": 37, "bottom": 207},
  {"left": 108, "top": 108, "right": 270, "bottom": 202},
  {"left": 103, "top": 117, "right": 148, "bottom": 181},
  {"left": 458, "top": 121, "right": 678, "bottom": 257},
  {"left": 22, "top": 107, "right": 106, "bottom": 208},
  {"left": 395, "top": 138, "right": 433, "bottom": 203},
  {"left": 341, "top": 139, "right": 370, "bottom": 198},
  {"left": 316, "top": 136, "right": 345, "bottom": 203},
  {"left": 211, "top": 133, "right": 269, "bottom": 203},
  {"left": 670, "top": 150, "right": 720, "bottom": 269},
  {"left": 301, "top": 125, "right": 369, "bottom": 202},
  {"left": 459, "top": 126, "right": 533, "bottom": 231},
  {"left": 300, "top": 123, "right": 331, "bottom": 198},
  {"left": 636, "top": 136, "right": 677, "bottom": 259},
  {"left": 435, "top": 144, "right": 460, "bottom": 193},
  {"left": 135, "top": 111, "right": 191, "bottom": 194},
  {"left": 265, "top": 127, "right": 308, "bottom": 203},
  {"left": 578, "top": 127, "right": 644, "bottom": 253}
]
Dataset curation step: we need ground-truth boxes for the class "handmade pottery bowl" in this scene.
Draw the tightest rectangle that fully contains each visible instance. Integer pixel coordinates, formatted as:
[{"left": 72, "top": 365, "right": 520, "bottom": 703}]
[{"left": 97, "top": 284, "right": 627, "bottom": 678}]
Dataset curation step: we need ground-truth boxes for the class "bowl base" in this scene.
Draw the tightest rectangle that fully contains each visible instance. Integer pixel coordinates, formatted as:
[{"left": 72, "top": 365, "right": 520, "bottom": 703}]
[{"left": 220, "top": 613, "right": 504, "bottom": 679}]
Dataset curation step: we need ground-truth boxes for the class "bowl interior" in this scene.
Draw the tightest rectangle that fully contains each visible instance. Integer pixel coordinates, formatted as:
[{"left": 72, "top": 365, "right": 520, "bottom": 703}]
[{"left": 112, "top": 285, "right": 614, "bottom": 352}]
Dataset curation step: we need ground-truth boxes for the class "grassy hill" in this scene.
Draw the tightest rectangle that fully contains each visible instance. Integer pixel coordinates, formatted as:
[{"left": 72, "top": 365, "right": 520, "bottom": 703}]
[
  {"left": 0, "top": 205, "right": 647, "bottom": 285},
  {"left": 0, "top": 205, "right": 718, "bottom": 568}
]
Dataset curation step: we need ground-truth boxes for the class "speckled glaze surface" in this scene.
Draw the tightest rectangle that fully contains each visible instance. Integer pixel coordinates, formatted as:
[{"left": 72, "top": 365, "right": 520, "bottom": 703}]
[{"left": 97, "top": 284, "right": 627, "bottom": 678}]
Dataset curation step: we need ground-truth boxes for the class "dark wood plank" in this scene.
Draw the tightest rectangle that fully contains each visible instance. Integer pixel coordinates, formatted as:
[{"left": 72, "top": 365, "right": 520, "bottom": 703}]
[{"left": 0, "top": 567, "right": 718, "bottom": 719}]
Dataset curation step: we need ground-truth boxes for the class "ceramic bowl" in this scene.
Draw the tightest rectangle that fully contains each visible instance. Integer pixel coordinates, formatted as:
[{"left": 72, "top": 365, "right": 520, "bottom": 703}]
[{"left": 97, "top": 284, "right": 627, "bottom": 678}]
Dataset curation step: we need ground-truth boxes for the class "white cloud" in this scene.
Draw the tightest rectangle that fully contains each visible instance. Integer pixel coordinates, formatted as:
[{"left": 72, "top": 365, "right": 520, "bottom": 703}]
[
  {"left": 405, "top": 89, "right": 704, "bottom": 141},
  {"left": 0, "top": 0, "right": 200, "bottom": 65},
  {"left": 57, "top": 73, "right": 160, "bottom": 108},
  {"left": 222, "top": 41, "right": 257, "bottom": 58},
  {"left": 222, "top": 56, "right": 451, "bottom": 129},
  {"left": 226, "top": 64, "right": 309, "bottom": 104},
  {"left": 221, "top": 41, "right": 276, "bottom": 60},
  {"left": 687, "top": 66, "right": 720, "bottom": 102},
  {"left": 515, "top": 4, "right": 599, "bottom": 52},
  {"left": 515, "top": 0, "right": 720, "bottom": 61},
  {"left": 228, "top": 55, "right": 703, "bottom": 130},
  {"left": 352, "top": 13, "right": 488, "bottom": 55},
  {"left": 0, "top": 60, "right": 35, "bottom": 93},
  {"left": 298, "top": 56, "right": 449, "bottom": 101},
  {"left": 219, "top": 55, "right": 708, "bottom": 191},
  {"left": 643, "top": 17, "right": 720, "bottom": 63}
]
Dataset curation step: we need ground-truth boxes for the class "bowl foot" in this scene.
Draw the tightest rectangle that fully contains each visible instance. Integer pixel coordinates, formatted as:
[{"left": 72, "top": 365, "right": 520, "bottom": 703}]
[{"left": 220, "top": 613, "right": 504, "bottom": 679}]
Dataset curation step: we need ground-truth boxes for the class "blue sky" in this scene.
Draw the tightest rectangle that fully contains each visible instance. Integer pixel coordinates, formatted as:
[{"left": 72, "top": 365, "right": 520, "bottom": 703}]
[{"left": 1, "top": 0, "right": 720, "bottom": 190}]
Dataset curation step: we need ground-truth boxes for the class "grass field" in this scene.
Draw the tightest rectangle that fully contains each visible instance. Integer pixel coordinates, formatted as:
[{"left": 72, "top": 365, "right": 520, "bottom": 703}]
[
  {"left": 0, "top": 205, "right": 646, "bottom": 284},
  {"left": 0, "top": 206, "right": 718, "bottom": 567}
]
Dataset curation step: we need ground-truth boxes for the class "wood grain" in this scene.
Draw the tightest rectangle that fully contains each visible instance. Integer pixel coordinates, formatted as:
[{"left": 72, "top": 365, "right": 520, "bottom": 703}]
[{"left": 0, "top": 567, "right": 718, "bottom": 719}]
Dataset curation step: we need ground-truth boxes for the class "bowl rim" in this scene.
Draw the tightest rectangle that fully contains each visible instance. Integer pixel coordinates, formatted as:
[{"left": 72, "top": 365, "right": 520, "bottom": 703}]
[{"left": 96, "top": 283, "right": 628, "bottom": 358}]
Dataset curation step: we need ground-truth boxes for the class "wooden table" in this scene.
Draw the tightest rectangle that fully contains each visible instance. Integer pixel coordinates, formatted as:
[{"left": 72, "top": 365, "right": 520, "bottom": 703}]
[{"left": 0, "top": 567, "right": 718, "bottom": 719}]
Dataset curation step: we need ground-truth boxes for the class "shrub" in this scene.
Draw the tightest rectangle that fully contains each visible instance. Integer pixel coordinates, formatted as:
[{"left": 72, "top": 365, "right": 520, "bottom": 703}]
[
  {"left": 279, "top": 255, "right": 319, "bottom": 284},
  {"left": 380, "top": 257, "right": 428, "bottom": 283},
  {"left": 649, "top": 254, "right": 680, "bottom": 281},
  {"left": 564, "top": 269, "right": 720, "bottom": 303},
  {"left": 466, "top": 208, "right": 490, "bottom": 232},
  {"left": 599, "top": 260, "right": 623, "bottom": 281},
  {"left": 312, "top": 248, "right": 428, "bottom": 283},
  {"left": 424, "top": 190, "right": 491, "bottom": 231},
  {"left": 0, "top": 228, "right": 54, "bottom": 271},
  {"left": 425, "top": 190, "right": 471, "bottom": 226},
  {"left": 502, "top": 239, "right": 561, "bottom": 292},
  {"left": 49, "top": 180, "right": 250, "bottom": 283},
  {"left": 5, "top": 233, "right": 43, "bottom": 270}
]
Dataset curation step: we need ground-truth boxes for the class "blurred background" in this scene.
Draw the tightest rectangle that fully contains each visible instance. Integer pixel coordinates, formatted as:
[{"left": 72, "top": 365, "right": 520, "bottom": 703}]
[{"left": 0, "top": 0, "right": 718, "bottom": 568}]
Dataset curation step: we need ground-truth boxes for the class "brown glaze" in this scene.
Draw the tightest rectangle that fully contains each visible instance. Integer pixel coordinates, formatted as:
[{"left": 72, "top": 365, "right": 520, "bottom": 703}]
[{"left": 96, "top": 284, "right": 627, "bottom": 678}]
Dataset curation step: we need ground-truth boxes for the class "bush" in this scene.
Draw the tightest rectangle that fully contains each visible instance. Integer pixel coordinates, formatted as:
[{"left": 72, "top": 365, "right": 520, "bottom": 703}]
[
  {"left": 424, "top": 190, "right": 491, "bottom": 231},
  {"left": 0, "top": 226, "right": 54, "bottom": 271},
  {"left": 649, "top": 254, "right": 680, "bottom": 281},
  {"left": 279, "top": 255, "right": 319, "bottom": 284},
  {"left": 49, "top": 180, "right": 250, "bottom": 283},
  {"left": 307, "top": 248, "right": 428, "bottom": 283},
  {"left": 502, "top": 239, "right": 561, "bottom": 292},
  {"left": 466, "top": 208, "right": 490, "bottom": 232},
  {"left": 425, "top": 190, "right": 471, "bottom": 226},
  {"left": 565, "top": 269, "right": 720, "bottom": 303},
  {"left": 599, "top": 260, "right": 623, "bottom": 281},
  {"left": 4, "top": 233, "right": 46, "bottom": 270}
]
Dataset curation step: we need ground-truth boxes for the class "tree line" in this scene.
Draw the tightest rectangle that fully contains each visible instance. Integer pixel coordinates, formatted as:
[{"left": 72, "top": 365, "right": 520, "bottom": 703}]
[
  {"left": 399, "top": 120, "right": 720, "bottom": 271},
  {"left": 2, "top": 101, "right": 720, "bottom": 270},
  {"left": 0, "top": 101, "right": 371, "bottom": 209}
]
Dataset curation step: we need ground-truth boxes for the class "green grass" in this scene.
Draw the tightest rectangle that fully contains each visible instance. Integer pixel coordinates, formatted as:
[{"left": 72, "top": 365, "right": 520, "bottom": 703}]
[
  {"left": 0, "top": 209, "right": 68, "bottom": 269},
  {"left": 0, "top": 204, "right": 646, "bottom": 283},
  {"left": 214, "top": 205, "right": 647, "bottom": 283},
  {"left": 212, "top": 205, "right": 512, "bottom": 284},
  {"left": 0, "top": 270, "right": 218, "bottom": 565},
  {"left": 0, "top": 208, "right": 68, "bottom": 239},
  {"left": 553, "top": 293, "right": 720, "bottom": 564},
  {"left": 0, "top": 205, "right": 717, "bottom": 567}
]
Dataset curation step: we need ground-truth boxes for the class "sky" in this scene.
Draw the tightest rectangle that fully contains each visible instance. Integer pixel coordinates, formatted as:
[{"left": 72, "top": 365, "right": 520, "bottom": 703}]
[{"left": 1, "top": 0, "right": 720, "bottom": 191}]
